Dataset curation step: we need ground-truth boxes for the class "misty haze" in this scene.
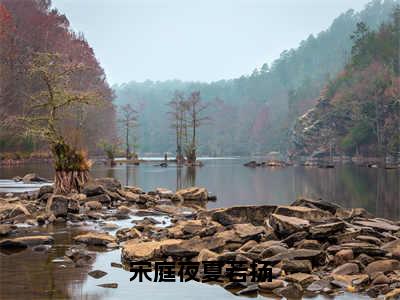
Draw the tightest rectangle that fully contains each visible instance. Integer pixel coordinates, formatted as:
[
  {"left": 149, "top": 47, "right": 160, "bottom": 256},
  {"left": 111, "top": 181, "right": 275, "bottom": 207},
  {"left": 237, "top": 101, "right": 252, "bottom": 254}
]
[{"left": 0, "top": 1, "right": 399, "bottom": 300}]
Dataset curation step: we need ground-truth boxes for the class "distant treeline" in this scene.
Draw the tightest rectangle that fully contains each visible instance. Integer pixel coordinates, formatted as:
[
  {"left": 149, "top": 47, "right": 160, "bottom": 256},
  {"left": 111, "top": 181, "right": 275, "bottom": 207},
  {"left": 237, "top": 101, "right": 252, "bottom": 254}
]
[{"left": 114, "top": 0, "right": 398, "bottom": 156}]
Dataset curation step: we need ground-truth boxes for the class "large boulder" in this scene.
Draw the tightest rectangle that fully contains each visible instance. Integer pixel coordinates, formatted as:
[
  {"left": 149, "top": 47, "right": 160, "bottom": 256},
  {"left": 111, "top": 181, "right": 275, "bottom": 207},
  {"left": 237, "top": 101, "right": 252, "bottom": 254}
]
[
  {"left": 38, "top": 185, "right": 54, "bottom": 198},
  {"left": 274, "top": 205, "right": 332, "bottom": 221},
  {"left": 74, "top": 232, "right": 116, "bottom": 246},
  {"left": 122, "top": 239, "right": 182, "bottom": 261},
  {"left": 269, "top": 214, "right": 310, "bottom": 236},
  {"left": 46, "top": 195, "right": 69, "bottom": 217},
  {"left": 176, "top": 187, "right": 208, "bottom": 201},
  {"left": 208, "top": 205, "right": 276, "bottom": 226}
]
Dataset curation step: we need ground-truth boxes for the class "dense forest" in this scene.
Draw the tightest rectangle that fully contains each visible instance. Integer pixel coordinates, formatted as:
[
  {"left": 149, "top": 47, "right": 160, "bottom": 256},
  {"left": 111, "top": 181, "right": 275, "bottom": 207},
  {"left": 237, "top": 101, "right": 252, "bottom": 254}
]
[
  {"left": 114, "top": 0, "right": 398, "bottom": 156},
  {"left": 0, "top": 0, "right": 116, "bottom": 159},
  {"left": 291, "top": 8, "right": 400, "bottom": 159}
]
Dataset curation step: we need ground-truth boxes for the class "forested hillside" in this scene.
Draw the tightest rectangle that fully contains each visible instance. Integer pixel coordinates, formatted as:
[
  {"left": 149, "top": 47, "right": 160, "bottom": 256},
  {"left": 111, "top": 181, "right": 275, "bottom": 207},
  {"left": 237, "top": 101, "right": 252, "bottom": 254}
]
[
  {"left": 114, "top": 0, "right": 398, "bottom": 156},
  {"left": 0, "top": 0, "right": 116, "bottom": 158},
  {"left": 291, "top": 8, "right": 399, "bottom": 159}
]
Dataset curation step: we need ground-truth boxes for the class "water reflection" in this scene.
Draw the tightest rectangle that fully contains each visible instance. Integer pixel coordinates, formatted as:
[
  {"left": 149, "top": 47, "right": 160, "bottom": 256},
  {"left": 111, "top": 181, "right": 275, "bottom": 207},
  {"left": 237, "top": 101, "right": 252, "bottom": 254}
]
[{"left": 0, "top": 159, "right": 398, "bottom": 219}]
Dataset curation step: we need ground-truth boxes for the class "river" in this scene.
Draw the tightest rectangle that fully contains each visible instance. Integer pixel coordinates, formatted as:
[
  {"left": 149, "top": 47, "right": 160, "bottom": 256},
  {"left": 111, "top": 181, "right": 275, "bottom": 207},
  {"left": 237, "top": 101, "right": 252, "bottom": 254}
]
[{"left": 0, "top": 158, "right": 398, "bottom": 299}]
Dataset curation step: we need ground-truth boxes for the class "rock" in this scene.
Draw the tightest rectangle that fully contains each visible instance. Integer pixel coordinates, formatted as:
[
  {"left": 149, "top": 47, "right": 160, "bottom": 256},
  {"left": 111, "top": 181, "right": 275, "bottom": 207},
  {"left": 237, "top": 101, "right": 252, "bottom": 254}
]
[
  {"left": 118, "top": 190, "right": 139, "bottom": 202},
  {"left": 155, "top": 188, "right": 174, "bottom": 199},
  {"left": 334, "top": 249, "right": 354, "bottom": 265},
  {"left": 122, "top": 239, "right": 182, "bottom": 261},
  {"left": 372, "top": 273, "right": 391, "bottom": 285},
  {"left": 295, "top": 239, "right": 321, "bottom": 250},
  {"left": 86, "top": 194, "right": 111, "bottom": 204},
  {"left": 275, "top": 205, "right": 332, "bottom": 221},
  {"left": 310, "top": 221, "right": 346, "bottom": 237},
  {"left": 161, "top": 236, "right": 225, "bottom": 257},
  {"left": 258, "top": 279, "right": 284, "bottom": 290},
  {"left": 385, "top": 288, "right": 400, "bottom": 299},
  {"left": 111, "top": 262, "right": 123, "bottom": 268},
  {"left": 196, "top": 249, "right": 218, "bottom": 262},
  {"left": 68, "top": 198, "right": 80, "bottom": 213},
  {"left": 358, "top": 253, "right": 374, "bottom": 266},
  {"left": 38, "top": 185, "right": 54, "bottom": 198},
  {"left": 209, "top": 205, "right": 276, "bottom": 226},
  {"left": 365, "top": 260, "right": 400, "bottom": 275},
  {"left": 366, "top": 284, "right": 390, "bottom": 297},
  {"left": 97, "top": 283, "right": 118, "bottom": 289},
  {"left": 85, "top": 201, "right": 102, "bottom": 210},
  {"left": 336, "top": 242, "right": 387, "bottom": 256},
  {"left": 264, "top": 249, "right": 325, "bottom": 266},
  {"left": 260, "top": 245, "right": 288, "bottom": 259},
  {"left": 306, "top": 279, "right": 332, "bottom": 293},
  {"left": 269, "top": 214, "right": 310, "bottom": 236},
  {"left": 238, "top": 240, "right": 258, "bottom": 252},
  {"left": 74, "top": 232, "right": 116, "bottom": 246},
  {"left": 0, "top": 235, "right": 54, "bottom": 248},
  {"left": 282, "top": 231, "right": 309, "bottom": 247},
  {"left": 82, "top": 183, "right": 106, "bottom": 197},
  {"left": 102, "top": 223, "right": 119, "bottom": 230},
  {"left": 22, "top": 173, "right": 48, "bottom": 183},
  {"left": 353, "top": 219, "right": 400, "bottom": 232},
  {"left": 291, "top": 197, "right": 342, "bottom": 214},
  {"left": 248, "top": 241, "right": 284, "bottom": 254},
  {"left": 273, "top": 283, "right": 303, "bottom": 299},
  {"left": 236, "top": 284, "right": 258, "bottom": 295},
  {"left": 285, "top": 273, "right": 319, "bottom": 285},
  {"left": 176, "top": 187, "right": 208, "bottom": 201},
  {"left": 331, "top": 263, "right": 360, "bottom": 275},
  {"left": 0, "top": 224, "right": 15, "bottom": 236},
  {"left": 88, "top": 270, "right": 108, "bottom": 279},
  {"left": 32, "top": 245, "right": 51, "bottom": 252},
  {"left": 46, "top": 195, "right": 69, "bottom": 217},
  {"left": 137, "top": 194, "right": 157, "bottom": 205},
  {"left": 281, "top": 259, "right": 312, "bottom": 273},
  {"left": 244, "top": 161, "right": 260, "bottom": 167},
  {"left": 0, "top": 203, "right": 30, "bottom": 221},
  {"left": 94, "top": 178, "right": 121, "bottom": 192},
  {"left": 117, "top": 205, "right": 131, "bottom": 215},
  {"left": 116, "top": 227, "right": 141, "bottom": 242},
  {"left": 232, "top": 223, "right": 265, "bottom": 241}
]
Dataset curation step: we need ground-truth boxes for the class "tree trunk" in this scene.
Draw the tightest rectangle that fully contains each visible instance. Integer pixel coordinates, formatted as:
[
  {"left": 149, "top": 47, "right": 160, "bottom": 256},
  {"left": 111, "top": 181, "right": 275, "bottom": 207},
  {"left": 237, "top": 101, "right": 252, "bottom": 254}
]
[{"left": 54, "top": 170, "right": 89, "bottom": 194}]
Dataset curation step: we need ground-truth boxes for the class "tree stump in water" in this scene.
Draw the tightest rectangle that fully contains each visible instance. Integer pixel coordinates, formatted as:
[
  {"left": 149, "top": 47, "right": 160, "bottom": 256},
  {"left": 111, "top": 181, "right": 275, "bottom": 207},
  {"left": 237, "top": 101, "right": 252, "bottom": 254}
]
[{"left": 54, "top": 170, "right": 89, "bottom": 194}]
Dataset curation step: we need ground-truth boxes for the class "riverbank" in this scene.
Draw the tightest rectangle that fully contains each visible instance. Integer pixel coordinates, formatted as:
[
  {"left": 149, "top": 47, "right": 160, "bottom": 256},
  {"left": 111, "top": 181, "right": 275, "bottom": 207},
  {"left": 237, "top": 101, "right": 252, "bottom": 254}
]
[{"left": 1, "top": 177, "right": 400, "bottom": 299}]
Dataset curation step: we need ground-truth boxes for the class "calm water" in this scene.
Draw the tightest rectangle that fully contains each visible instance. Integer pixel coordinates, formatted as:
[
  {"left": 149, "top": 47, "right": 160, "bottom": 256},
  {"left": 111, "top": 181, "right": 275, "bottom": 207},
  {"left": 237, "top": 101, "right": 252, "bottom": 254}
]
[
  {"left": 1, "top": 158, "right": 399, "bottom": 218},
  {"left": 0, "top": 158, "right": 398, "bottom": 299}
]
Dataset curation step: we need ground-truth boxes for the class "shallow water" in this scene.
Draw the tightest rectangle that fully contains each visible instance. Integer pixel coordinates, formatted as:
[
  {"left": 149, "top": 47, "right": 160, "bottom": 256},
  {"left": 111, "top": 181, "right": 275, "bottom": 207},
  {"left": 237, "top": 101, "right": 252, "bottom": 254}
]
[{"left": 0, "top": 158, "right": 398, "bottom": 299}]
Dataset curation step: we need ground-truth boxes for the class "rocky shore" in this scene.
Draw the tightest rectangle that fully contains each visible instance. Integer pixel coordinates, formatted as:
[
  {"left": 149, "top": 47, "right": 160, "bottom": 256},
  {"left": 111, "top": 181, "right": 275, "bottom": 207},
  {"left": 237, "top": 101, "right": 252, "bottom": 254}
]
[{"left": 1, "top": 176, "right": 400, "bottom": 298}]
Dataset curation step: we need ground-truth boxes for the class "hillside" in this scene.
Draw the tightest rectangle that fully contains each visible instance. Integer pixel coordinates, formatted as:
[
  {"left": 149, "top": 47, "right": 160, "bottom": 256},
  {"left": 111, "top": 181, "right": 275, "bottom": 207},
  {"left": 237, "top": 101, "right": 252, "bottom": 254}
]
[
  {"left": 291, "top": 7, "right": 400, "bottom": 159},
  {"left": 114, "top": 0, "right": 399, "bottom": 155}
]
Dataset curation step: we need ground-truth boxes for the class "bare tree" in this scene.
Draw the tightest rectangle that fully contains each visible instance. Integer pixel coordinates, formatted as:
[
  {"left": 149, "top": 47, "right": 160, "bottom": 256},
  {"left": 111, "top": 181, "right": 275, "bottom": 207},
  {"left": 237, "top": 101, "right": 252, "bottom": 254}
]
[
  {"left": 15, "top": 52, "right": 101, "bottom": 194},
  {"left": 119, "top": 104, "right": 137, "bottom": 159},
  {"left": 185, "top": 91, "right": 209, "bottom": 164},
  {"left": 167, "top": 91, "right": 187, "bottom": 164}
]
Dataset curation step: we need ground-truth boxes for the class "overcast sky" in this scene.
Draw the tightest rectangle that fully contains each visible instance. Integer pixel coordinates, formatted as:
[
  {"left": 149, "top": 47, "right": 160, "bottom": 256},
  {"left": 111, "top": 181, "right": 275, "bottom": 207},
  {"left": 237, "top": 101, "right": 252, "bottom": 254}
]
[{"left": 52, "top": 0, "right": 372, "bottom": 85}]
